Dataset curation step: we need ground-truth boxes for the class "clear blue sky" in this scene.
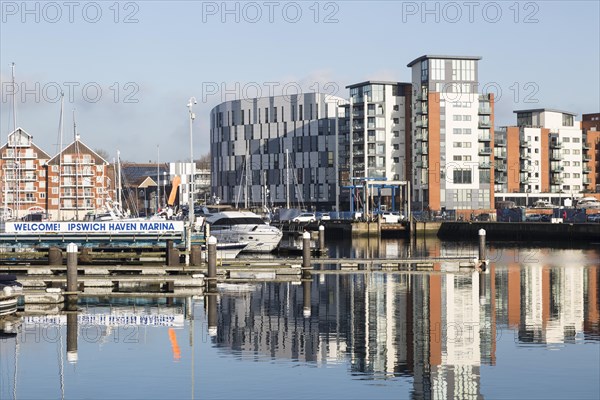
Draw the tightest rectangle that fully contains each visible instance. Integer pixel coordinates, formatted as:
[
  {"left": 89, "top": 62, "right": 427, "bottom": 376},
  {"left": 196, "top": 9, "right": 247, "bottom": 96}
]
[{"left": 1, "top": 1, "right": 598, "bottom": 162}]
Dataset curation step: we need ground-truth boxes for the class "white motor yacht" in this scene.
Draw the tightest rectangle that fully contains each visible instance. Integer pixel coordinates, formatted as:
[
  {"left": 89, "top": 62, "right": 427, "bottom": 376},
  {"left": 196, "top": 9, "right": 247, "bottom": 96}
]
[
  {"left": 204, "top": 211, "right": 283, "bottom": 252},
  {"left": 577, "top": 197, "right": 600, "bottom": 210}
]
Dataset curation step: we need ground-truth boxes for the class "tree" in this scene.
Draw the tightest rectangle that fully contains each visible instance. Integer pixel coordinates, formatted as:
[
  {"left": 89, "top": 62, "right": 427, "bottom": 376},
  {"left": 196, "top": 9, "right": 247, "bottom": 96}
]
[{"left": 95, "top": 148, "right": 110, "bottom": 161}]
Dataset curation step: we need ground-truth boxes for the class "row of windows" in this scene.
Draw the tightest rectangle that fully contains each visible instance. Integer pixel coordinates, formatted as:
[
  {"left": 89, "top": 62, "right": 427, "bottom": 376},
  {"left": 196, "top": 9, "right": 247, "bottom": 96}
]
[
  {"left": 215, "top": 103, "right": 323, "bottom": 128},
  {"left": 452, "top": 128, "right": 473, "bottom": 134},
  {"left": 452, "top": 115, "right": 472, "bottom": 121}
]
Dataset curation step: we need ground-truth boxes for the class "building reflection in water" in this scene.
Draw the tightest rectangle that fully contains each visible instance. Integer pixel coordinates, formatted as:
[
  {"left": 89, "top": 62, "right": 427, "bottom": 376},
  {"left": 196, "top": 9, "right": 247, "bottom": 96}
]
[{"left": 209, "top": 240, "right": 599, "bottom": 399}]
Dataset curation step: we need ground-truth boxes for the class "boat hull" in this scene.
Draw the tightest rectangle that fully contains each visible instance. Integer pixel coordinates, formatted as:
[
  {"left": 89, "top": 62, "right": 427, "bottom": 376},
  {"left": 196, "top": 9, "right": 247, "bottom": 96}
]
[{"left": 210, "top": 228, "right": 282, "bottom": 252}]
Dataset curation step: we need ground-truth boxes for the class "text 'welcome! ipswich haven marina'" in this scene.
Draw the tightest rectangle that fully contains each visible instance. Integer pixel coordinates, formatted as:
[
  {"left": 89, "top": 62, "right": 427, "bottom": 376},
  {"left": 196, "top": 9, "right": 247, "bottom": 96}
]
[{"left": 5, "top": 221, "right": 185, "bottom": 234}]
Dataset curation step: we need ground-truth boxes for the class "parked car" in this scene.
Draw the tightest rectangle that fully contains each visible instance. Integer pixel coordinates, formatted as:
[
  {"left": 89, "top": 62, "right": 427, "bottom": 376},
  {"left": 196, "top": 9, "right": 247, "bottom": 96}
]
[
  {"left": 525, "top": 213, "right": 543, "bottom": 222},
  {"left": 293, "top": 213, "right": 316, "bottom": 223},
  {"left": 587, "top": 213, "right": 600, "bottom": 223},
  {"left": 319, "top": 212, "right": 331, "bottom": 221},
  {"left": 381, "top": 212, "right": 402, "bottom": 223}
]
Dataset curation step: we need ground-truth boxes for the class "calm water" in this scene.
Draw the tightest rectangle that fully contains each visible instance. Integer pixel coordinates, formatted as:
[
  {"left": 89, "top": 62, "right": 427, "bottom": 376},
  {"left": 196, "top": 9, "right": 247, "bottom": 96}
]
[{"left": 1, "top": 238, "right": 599, "bottom": 400}]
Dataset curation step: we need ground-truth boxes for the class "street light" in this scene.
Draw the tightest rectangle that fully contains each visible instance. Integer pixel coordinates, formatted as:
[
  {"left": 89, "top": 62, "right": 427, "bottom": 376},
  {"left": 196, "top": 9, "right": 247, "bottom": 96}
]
[{"left": 187, "top": 97, "right": 197, "bottom": 266}]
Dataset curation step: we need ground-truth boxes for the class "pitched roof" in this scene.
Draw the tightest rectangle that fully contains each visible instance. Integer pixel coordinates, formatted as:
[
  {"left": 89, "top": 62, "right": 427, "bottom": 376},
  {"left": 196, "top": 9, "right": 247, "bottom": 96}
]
[{"left": 47, "top": 139, "right": 109, "bottom": 165}]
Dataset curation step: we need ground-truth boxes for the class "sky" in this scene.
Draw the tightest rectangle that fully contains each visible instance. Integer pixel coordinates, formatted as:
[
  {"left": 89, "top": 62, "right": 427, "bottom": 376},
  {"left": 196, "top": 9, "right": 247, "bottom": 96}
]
[{"left": 1, "top": 0, "right": 599, "bottom": 163}]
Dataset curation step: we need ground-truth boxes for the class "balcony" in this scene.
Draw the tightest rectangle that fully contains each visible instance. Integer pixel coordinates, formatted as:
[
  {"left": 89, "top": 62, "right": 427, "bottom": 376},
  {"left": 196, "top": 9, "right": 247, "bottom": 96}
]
[
  {"left": 415, "top": 118, "right": 428, "bottom": 128},
  {"left": 494, "top": 139, "right": 506, "bottom": 147},
  {"left": 495, "top": 176, "right": 507, "bottom": 184},
  {"left": 583, "top": 178, "right": 591, "bottom": 185},
  {"left": 520, "top": 139, "right": 530, "bottom": 147},
  {"left": 583, "top": 154, "right": 591, "bottom": 161},
  {"left": 583, "top": 166, "right": 591, "bottom": 174},
  {"left": 551, "top": 178, "right": 564, "bottom": 185},
  {"left": 479, "top": 162, "right": 491, "bottom": 169},
  {"left": 520, "top": 153, "right": 531, "bottom": 160},
  {"left": 478, "top": 134, "right": 491, "bottom": 142},
  {"left": 495, "top": 163, "right": 507, "bottom": 171},
  {"left": 582, "top": 142, "right": 591, "bottom": 150},
  {"left": 415, "top": 104, "right": 428, "bottom": 114},
  {"left": 550, "top": 152, "right": 562, "bottom": 161},
  {"left": 478, "top": 107, "right": 492, "bottom": 115},
  {"left": 495, "top": 150, "right": 507, "bottom": 159},
  {"left": 550, "top": 165, "right": 564, "bottom": 173},
  {"left": 415, "top": 91, "right": 428, "bottom": 101},
  {"left": 550, "top": 141, "right": 562, "bottom": 149},
  {"left": 478, "top": 121, "right": 492, "bottom": 129},
  {"left": 414, "top": 161, "right": 428, "bottom": 169},
  {"left": 415, "top": 132, "right": 428, "bottom": 141},
  {"left": 520, "top": 164, "right": 532, "bottom": 172},
  {"left": 478, "top": 147, "right": 492, "bottom": 155}
]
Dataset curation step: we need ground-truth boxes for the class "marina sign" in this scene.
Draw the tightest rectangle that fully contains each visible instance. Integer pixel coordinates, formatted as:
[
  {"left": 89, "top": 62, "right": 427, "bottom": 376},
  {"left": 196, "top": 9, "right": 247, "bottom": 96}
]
[{"left": 5, "top": 221, "right": 185, "bottom": 234}]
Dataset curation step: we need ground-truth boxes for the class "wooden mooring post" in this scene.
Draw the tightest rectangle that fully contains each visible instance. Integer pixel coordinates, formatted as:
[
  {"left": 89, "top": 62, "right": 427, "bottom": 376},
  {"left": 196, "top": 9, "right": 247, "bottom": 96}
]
[
  {"left": 207, "top": 235, "right": 217, "bottom": 291},
  {"left": 478, "top": 228, "right": 487, "bottom": 269},
  {"left": 302, "top": 231, "right": 312, "bottom": 279},
  {"left": 65, "top": 242, "right": 79, "bottom": 311}
]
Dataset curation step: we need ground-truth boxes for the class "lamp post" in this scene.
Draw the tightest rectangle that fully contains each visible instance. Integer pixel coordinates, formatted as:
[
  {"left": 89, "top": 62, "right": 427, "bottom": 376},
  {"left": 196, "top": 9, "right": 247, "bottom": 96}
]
[{"left": 187, "top": 97, "right": 197, "bottom": 266}]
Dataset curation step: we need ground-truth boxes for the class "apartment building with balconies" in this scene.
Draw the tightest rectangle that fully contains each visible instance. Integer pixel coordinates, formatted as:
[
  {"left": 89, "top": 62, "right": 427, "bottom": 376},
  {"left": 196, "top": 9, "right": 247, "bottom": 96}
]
[
  {"left": 46, "top": 135, "right": 111, "bottom": 220},
  {"left": 581, "top": 113, "right": 600, "bottom": 193},
  {"left": 0, "top": 128, "right": 51, "bottom": 220},
  {"left": 494, "top": 109, "right": 586, "bottom": 206},
  {"left": 407, "top": 55, "right": 494, "bottom": 213}
]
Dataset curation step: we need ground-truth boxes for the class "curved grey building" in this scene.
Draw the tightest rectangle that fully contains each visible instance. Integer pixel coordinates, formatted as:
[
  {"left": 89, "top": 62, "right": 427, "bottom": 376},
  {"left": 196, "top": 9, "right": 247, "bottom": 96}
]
[{"left": 210, "top": 93, "right": 346, "bottom": 210}]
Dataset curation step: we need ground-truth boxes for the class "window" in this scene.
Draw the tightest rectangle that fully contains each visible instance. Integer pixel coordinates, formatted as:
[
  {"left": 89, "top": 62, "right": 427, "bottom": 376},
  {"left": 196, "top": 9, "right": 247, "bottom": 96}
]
[
  {"left": 562, "top": 113, "right": 574, "bottom": 126},
  {"left": 393, "top": 131, "right": 400, "bottom": 138},
  {"left": 573, "top": 149, "right": 580, "bottom": 155},
  {"left": 572, "top": 137, "right": 580, "bottom": 143},
  {"left": 453, "top": 155, "right": 462, "bottom": 161},
  {"left": 393, "top": 105, "right": 399, "bottom": 111},
  {"left": 562, "top": 137, "right": 570, "bottom": 142},
  {"left": 453, "top": 169, "right": 472, "bottom": 184}
]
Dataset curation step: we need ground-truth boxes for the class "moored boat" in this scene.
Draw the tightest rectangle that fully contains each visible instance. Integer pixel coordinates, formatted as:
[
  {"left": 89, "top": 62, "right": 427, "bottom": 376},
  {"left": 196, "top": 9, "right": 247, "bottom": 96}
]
[{"left": 203, "top": 211, "right": 283, "bottom": 253}]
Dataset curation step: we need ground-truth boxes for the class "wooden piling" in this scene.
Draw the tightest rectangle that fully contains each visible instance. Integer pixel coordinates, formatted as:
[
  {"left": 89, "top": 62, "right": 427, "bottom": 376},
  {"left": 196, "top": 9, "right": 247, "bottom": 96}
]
[
  {"left": 48, "top": 247, "right": 62, "bottom": 266},
  {"left": 318, "top": 225, "right": 325, "bottom": 251},
  {"left": 190, "top": 244, "right": 202, "bottom": 266},
  {"left": 207, "top": 236, "right": 217, "bottom": 291},
  {"left": 478, "top": 228, "right": 486, "bottom": 264}
]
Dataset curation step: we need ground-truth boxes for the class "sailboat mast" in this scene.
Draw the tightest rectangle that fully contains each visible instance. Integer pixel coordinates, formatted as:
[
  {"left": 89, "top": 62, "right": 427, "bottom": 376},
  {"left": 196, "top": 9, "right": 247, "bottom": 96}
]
[
  {"left": 286, "top": 149, "right": 290, "bottom": 209},
  {"left": 117, "top": 150, "right": 122, "bottom": 209},
  {"left": 157, "top": 145, "right": 160, "bottom": 212},
  {"left": 73, "top": 110, "right": 79, "bottom": 220},
  {"left": 12, "top": 63, "right": 19, "bottom": 219},
  {"left": 57, "top": 93, "right": 64, "bottom": 221}
]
